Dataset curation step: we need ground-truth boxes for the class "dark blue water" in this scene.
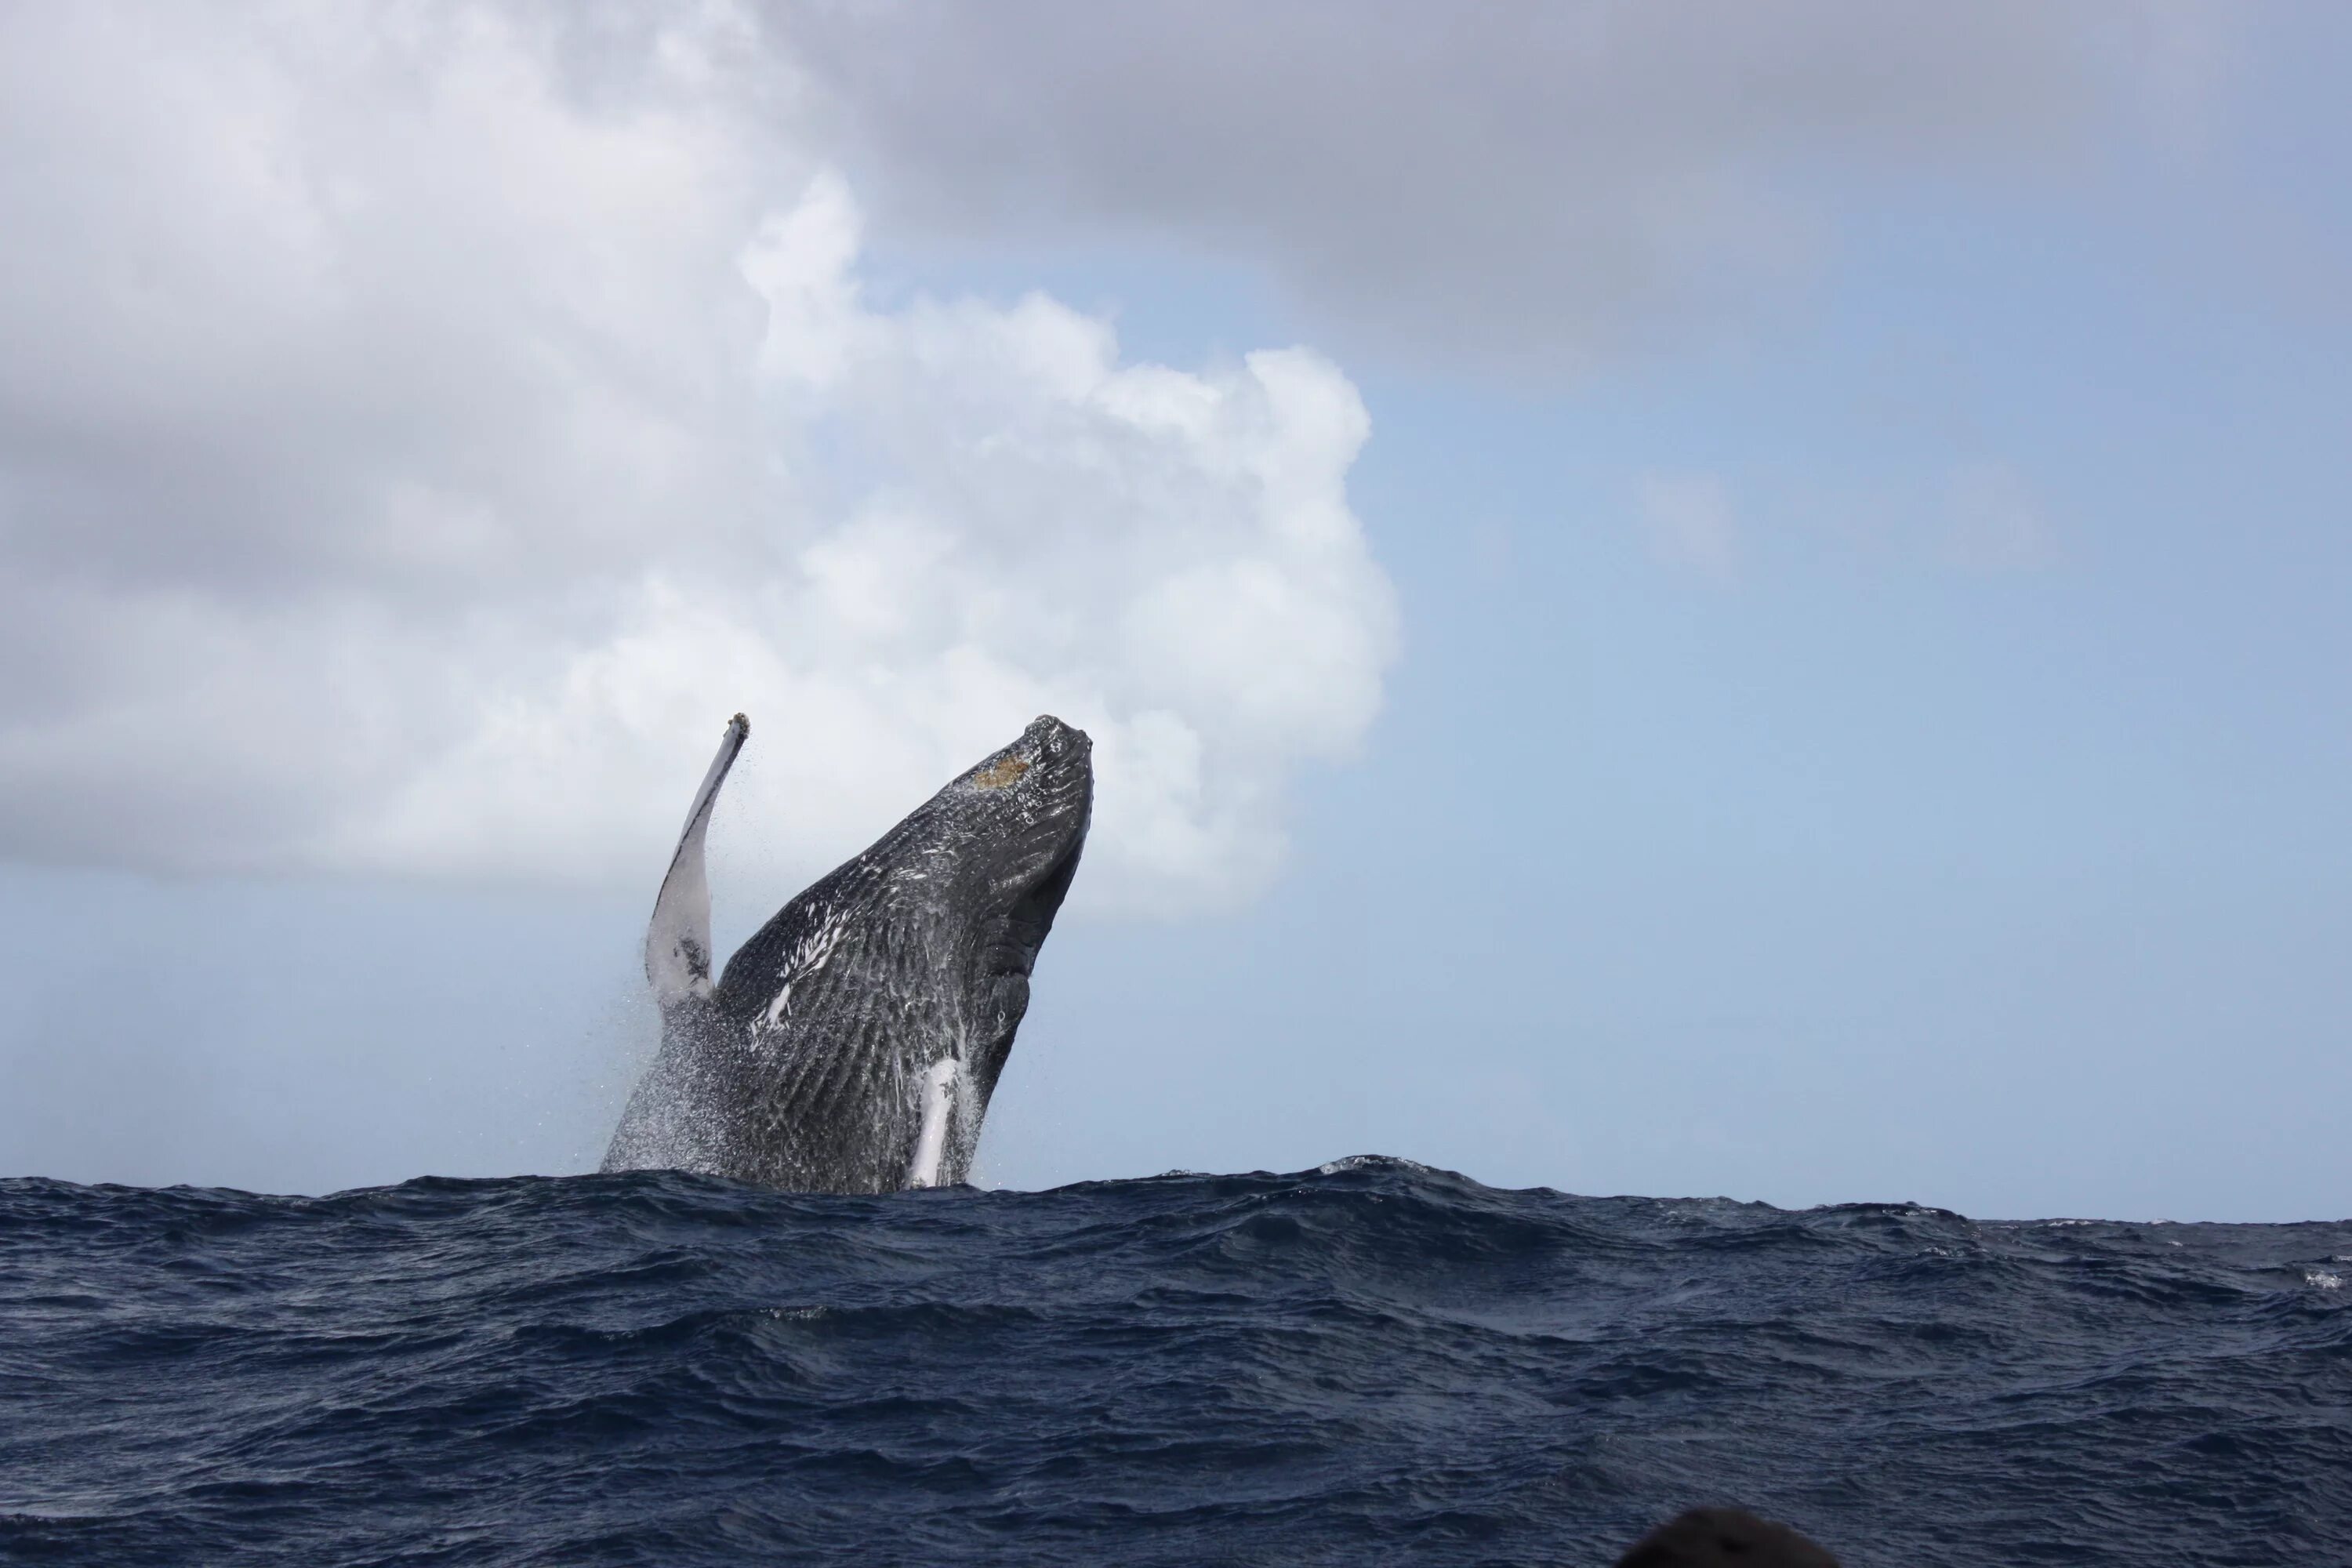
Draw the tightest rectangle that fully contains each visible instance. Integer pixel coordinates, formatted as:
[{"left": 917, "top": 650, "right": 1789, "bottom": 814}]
[{"left": 2, "top": 1159, "right": 2345, "bottom": 1566}]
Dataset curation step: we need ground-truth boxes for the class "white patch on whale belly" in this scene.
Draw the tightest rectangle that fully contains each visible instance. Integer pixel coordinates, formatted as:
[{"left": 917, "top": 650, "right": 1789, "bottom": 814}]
[{"left": 906, "top": 1058, "right": 960, "bottom": 1189}]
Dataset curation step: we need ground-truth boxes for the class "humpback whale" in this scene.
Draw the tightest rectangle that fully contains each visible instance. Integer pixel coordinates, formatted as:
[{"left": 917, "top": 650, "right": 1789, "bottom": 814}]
[{"left": 601, "top": 714, "right": 1092, "bottom": 1192}]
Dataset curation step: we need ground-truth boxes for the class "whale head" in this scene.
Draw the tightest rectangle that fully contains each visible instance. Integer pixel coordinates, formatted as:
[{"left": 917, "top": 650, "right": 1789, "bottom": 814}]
[
  {"left": 938, "top": 713, "right": 1094, "bottom": 1007},
  {"left": 879, "top": 714, "right": 1094, "bottom": 1090}
]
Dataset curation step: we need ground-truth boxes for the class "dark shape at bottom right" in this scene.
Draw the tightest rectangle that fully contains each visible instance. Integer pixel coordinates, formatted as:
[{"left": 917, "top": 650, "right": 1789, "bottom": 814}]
[{"left": 1613, "top": 1507, "right": 1840, "bottom": 1568}]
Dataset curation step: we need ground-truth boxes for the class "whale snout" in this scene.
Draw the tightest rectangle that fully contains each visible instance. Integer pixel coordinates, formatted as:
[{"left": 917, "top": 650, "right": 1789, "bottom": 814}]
[
  {"left": 967, "top": 717, "right": 1091, "bottom": 799},
  {"left": 1023, "top": 714, "right": 1091, "bottom": 766},
  {"left": 979, "top": 716, "right": 1091, "bottom": 803},
  {"left": 1015, "top": 717, "right": 1092, "bottom": 837},
  {"left": 983, "top": 717, "right": 1091, "bottom": 897}
]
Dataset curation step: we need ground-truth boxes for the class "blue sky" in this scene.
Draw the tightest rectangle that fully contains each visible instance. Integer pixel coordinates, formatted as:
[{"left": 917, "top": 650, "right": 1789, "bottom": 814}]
[{"left": 1, "top": 5, "right": 2344, "bottom": 1219}]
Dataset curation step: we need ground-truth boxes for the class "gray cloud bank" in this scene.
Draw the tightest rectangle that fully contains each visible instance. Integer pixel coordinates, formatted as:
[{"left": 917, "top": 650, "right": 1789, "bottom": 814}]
[{"left": 795, "top": 1, "right": 2220, "bottom": 372}]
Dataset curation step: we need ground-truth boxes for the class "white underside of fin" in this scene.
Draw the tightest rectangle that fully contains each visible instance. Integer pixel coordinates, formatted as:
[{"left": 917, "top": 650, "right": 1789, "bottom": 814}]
[
  {"left": 645, "top": 714, "right": 749, "bottom": 1010},
  {"left": 906, "top": 1058, "right": 960, "bottom": 1189}
]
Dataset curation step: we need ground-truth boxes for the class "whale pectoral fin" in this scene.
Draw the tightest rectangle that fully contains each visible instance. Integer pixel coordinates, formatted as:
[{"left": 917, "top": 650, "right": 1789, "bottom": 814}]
[
  {"left": 905, "top": 1059, "right": 960, "bottom": 1189},
  {"left": 645, "top": 713, "right": 750, "bottom": 1009}
]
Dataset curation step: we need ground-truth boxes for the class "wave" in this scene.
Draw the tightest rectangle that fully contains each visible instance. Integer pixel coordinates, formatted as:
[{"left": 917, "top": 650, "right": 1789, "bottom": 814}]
[{"left": 1, "top": 1160, "right": 2347, "bottom": 1566}]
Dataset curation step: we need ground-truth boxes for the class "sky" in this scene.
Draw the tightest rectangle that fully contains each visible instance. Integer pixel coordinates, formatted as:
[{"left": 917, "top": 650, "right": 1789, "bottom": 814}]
[{"left": 2, "top": 2, "right": 2346, "bottom": 1220}]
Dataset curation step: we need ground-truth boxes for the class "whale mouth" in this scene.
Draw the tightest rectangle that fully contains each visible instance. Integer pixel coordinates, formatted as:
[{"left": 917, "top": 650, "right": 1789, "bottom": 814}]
[
  {"left": 985, "top": 810, "right": 1087, "bottom": 979},
  {"left": 1004, "top": 829, "right": 1084, "bottom": 964}
]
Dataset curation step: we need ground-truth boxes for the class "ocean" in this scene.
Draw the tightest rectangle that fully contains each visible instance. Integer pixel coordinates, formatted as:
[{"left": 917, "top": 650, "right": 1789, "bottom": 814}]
[{"left": 2, "top": 1157, "right": 2345, "bottom": 1566}]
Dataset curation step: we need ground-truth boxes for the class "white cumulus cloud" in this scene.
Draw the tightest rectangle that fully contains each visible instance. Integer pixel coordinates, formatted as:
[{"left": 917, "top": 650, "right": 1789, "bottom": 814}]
[{"left": 0, "top": 2, "right": 1396, "bottom": 913}]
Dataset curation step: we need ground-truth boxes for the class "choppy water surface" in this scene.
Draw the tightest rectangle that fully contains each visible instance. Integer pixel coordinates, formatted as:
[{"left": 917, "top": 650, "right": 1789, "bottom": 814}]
[{"left": 2, "top": 1158, "right": 2345, "bottom": 1566}]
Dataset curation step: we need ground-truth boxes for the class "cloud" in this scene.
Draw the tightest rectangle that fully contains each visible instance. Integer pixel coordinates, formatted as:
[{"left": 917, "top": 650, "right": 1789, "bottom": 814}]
[
  {"left": 789, "top": 1, "right": 2225, "bottom": 374},
  {"left": 0, "top": 3, "right": 1396, "bottom": 913},
  {"left": 1638, "top": 474, "right": 1739, "bottom": 580}
]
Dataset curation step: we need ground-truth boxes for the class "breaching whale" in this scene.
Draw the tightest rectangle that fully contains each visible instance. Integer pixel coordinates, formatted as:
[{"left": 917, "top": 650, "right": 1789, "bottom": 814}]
[{"left": 601, "top": 713, "right": 1092, "bottom": 1192}]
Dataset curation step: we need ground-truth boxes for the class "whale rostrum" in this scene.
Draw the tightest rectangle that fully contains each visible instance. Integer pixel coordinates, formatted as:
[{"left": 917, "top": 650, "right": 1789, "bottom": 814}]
[{"left": 601, "top": 714, "right": 1092, "bottom": 1192}]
